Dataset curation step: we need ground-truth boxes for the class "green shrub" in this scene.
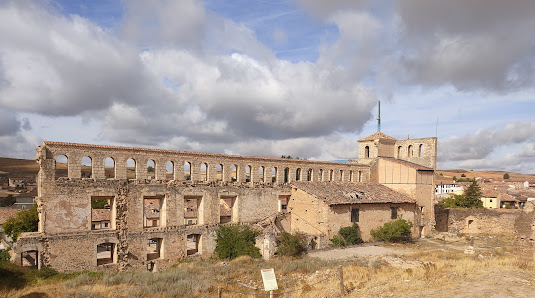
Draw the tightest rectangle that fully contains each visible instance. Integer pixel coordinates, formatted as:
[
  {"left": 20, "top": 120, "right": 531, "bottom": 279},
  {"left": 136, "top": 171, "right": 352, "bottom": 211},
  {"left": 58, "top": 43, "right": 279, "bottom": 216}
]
[
  {"left": 330, "top": 223, "right": 363, "bottom": 247},
  {"left": 3, "top": 204, "right": 39, "bottom": 241},
  {"left": 276, "top": 232, "right": 307, "bottom": 257},
  {"left": 0, "top": 247, "right": 11, "bottom": 262},
  {"left": 371, "top": 218, "right": 413, "bottom": 243},
  {"left": 214, "top": 225, "right": 261, "bottom": 260}
]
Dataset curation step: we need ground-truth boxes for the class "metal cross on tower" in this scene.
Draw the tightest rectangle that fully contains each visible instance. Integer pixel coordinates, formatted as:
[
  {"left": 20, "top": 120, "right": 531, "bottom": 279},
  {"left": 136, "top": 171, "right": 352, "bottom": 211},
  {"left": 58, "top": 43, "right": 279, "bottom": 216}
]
[{"left": 377, "top": 100, "right": 381, "bottom": 132}]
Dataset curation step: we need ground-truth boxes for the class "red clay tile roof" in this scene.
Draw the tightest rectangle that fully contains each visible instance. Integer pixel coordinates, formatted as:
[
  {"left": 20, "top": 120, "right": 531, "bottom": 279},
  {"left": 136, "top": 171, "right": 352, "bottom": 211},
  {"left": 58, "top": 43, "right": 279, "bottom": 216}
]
[
  {"left": 91, "top": 209, "right": 110, "bottom": 222},
  {"left": 0, "top": 208, "right": 19, "bottom": 224},
  {"left": 378, "top": 157, "right": 433, "bottom": 171},
  {"left": 291, "top": 181, "right": 415, "bottom": 205},
  {"left": 358, "top": 132, "right": 397, "bottom": 142}
]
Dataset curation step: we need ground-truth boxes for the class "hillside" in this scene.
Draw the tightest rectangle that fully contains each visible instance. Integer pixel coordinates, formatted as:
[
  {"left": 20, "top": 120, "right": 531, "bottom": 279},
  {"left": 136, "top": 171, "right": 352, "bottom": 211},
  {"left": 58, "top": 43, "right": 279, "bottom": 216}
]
[
  {"left": 0, "top": 157, "right": 39, "bottom": 178},
  {"left": 436, "top": 169, "right": 535, "bottom": 182}
]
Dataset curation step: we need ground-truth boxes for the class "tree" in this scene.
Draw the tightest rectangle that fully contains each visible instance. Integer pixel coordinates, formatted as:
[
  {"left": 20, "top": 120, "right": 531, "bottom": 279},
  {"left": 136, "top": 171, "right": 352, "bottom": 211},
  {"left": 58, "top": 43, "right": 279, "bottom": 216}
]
[
  {"left": 464, "top": 180, "right": 483, "bottom": 207},
  {"left": 214, "top": 225, "right": 261, "bottom": 260},
  {"left": 503, "top": 173, "right": 510, "bottom": 179},
  {"left": 91, "top": 199, "right": 108, "bottom": 209},
  {"left": 3, "top": 204, "right": 39, "bottom": 242},
  {"left": 0, "top": 194, "right": 16, "bottom": 207},
  {"left": 461, "top": 174, "right": 466, "bottom": 177},
  {"left": 440, "top": 181, "right": 483, "bottom": 208}
]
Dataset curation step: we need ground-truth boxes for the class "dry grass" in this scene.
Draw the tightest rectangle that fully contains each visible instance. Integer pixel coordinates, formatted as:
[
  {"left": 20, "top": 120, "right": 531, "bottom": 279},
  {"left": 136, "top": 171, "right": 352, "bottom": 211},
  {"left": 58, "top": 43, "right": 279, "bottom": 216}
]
[{"left": 4, "top": 242, "right": 535, "bottom": 298}]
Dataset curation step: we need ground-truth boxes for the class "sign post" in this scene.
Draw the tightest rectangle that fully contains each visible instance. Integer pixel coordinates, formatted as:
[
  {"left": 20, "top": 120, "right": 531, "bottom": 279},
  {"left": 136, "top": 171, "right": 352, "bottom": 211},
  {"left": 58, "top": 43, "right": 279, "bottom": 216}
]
[{"left": 261, "top": 268, "right": 278, "bottom": 297}]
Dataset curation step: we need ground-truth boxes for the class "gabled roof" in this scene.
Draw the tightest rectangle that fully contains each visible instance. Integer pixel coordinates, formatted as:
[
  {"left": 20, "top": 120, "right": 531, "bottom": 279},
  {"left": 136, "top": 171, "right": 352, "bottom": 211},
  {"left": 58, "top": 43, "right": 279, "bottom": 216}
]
[
  {"left": 358, "top": 132, "right": 396, "bottom": 142},
  {"left": 291, "top": 181, "right": 415, "bottom": 205}
]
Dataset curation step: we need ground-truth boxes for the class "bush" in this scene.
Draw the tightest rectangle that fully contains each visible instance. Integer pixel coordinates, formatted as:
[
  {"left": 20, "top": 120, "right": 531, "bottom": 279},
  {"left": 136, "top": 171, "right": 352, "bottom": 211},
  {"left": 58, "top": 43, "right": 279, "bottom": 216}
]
[
  {"left": 330, "top": 223, "right": 363, "bottom": 247},
  {"left": 214, "top": 225, "right": 261, "bottom": 260},
  {"left": 371, "top": 218, "right": 413, "bottom": 243},
  {"left": 0, "top": 247, "right": 11, "bottom": 262},
  {"left": 276, "top": 232, "right": 307, "bottom": 257}
]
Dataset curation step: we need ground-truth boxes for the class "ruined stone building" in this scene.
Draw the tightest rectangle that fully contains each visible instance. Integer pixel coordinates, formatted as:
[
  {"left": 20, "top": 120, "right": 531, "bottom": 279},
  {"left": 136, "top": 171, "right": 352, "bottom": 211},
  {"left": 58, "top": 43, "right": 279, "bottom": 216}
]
[{"left": 13, "top": 131, "right": 436, "bottom": 271}]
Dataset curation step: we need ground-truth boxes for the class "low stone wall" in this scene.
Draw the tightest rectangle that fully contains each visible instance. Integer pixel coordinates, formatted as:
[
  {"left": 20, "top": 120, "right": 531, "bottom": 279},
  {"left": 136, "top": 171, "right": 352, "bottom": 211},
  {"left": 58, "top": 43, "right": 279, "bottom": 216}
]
[{"left": 434, "top": 205, "right": 522, "bottom": 235}]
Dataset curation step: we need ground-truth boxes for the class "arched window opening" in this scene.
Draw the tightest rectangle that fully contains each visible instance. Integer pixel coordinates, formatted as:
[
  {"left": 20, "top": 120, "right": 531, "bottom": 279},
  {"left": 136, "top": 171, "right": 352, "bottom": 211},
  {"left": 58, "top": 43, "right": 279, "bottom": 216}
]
[
  {"left": 284, "top": 168, "right": 290, "bottom": 183},
  {"left": 231, "top": 165, "right": 237, "bottom": 182},
  {"left": 165, "top": 161, "right": 174, "bottom": 180},
  {"left": 295, "top": 168, "right": 301, "bottom": 181},
  {"left": 201, "top": 163, "right": 208, "bottom": 181},
  {"left": 329, "top": 169, "right": 334, "bottom": 181},
  {"left": 146, "top": 159, "right": 155, "bottom": 180},
  {"left": 419, "top": 144, "right": 424, "bottom": 157},
  {"left": 349, "top": 170, "right": 353, "bottom": 182},
  {"left": 184, "top": 162, "right": 192, "bottom": 180},
  {"left": 358, "top": 171, "right": 362, "bottom": 182},
  {"left": 339, "top": 170, "right": 344, "bottom": 181},
  {"left": 408, "top": 145, "right": 413, "bottom": 157},
  {"left": 216, "top": 164, "right": 223, "bottom": 181},
  {"left": 81, "top": 156, "right": 92, "bottom": 179},
  {"left": 272, "top": 167, "right": 277, "bottom": 183},
  {"left": 126, "top": 158, "right": 136, "bottom": 179},
  {"left": 245, "top": 165, "right": 251, "bottom": 182},
  {"left": 365, "top": 146, "right": 370, "bottom": 158},
  {"left": 397, "top": 146, "right": 402, "bottom": 158},
  {"left": 468, "top": 219, "right": 474, "bottom": 229},
  {"left": 319, "top": 169, "right": 324, "bottom": 181},
  {"left": 105, "top": 157, "right": 115, "bottom": 179},
  {"left": 307, "top": 169, "right": 312, "bottom": 181},
  {"left": 97, "top": 242, "right": 116, "bottom": 265},
  {"left": 55, "top": 155, "right": 68, "bottom": 179},
  {"left": 147, "top": 238, "right": 163, "bottom": 261},
  {"left": 259, "top": 166, "right": 265, "bottom": 182}
]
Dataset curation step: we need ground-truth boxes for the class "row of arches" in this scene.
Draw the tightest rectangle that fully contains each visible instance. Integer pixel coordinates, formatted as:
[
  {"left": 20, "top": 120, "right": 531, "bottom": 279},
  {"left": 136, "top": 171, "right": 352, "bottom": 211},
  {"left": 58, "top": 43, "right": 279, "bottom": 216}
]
[
  {"left": 397, "top": 144, "right": 425, "bottom": 159},
  {"left": 53, "top": 154, "right": 366, "bottom": 183}
]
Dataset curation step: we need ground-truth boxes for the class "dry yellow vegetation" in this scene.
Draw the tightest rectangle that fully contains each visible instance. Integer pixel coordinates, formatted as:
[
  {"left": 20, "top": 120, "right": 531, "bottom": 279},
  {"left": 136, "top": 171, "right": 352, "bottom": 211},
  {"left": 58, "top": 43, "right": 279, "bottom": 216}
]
[{"left": 3, "top": 235, "right": 534, "bottom": 298}]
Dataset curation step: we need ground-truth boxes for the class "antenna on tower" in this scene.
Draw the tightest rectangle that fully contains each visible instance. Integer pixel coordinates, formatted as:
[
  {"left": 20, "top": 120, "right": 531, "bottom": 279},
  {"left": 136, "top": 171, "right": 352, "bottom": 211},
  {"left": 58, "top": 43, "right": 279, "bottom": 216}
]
[{"left": 377, "top": 100, "right": 381, "bottom": 132}]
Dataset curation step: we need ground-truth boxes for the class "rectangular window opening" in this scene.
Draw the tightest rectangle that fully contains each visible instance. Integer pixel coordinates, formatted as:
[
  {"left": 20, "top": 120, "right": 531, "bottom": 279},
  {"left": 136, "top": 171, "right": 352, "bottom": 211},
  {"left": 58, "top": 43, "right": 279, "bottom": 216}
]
[
  {"left": 97, "top": 243, "right": 116, "bottom": 266},
  {"left": 186, "top": 234, "right": 201, "bottom": 256},
  {"left": 351, "top": 207, "right": 359, "bottom": 223},
  {"left": 91, "top": 196, "right": 115, "bottom": 230},
  {"left": 391, "top": 207, "right": 398, "bottom": 219},
  {"left": 278, "top": 196, "right": 289, "bottom": 213},
  {"left": 219, "top": 196, "right": 236, "bottom": 223},
  {"left": 146, "top": 238, "right": 163, "bottom": 261},
  {"left": 184, "top": 196, "right": 202, "bottom": 226},
  {"left": 144, "top": 196, "right": 164, "bottom": 228}
]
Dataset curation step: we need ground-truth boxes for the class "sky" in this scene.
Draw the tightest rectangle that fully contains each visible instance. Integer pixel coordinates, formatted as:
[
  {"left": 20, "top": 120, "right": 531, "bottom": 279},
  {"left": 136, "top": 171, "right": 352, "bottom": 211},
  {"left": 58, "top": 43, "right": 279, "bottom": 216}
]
[{"left": 0, "top": 0, "right": 534, "bottom": 173}]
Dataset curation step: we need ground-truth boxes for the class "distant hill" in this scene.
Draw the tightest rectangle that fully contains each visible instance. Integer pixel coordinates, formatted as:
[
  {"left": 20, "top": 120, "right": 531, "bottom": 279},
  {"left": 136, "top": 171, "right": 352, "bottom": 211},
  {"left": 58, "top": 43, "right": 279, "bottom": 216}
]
[
  {"left": 436, "top": 169, "right": 535, "bottom": 181},
  {"left": 0, "top": 157, "right": 39, "bottom": 178}
]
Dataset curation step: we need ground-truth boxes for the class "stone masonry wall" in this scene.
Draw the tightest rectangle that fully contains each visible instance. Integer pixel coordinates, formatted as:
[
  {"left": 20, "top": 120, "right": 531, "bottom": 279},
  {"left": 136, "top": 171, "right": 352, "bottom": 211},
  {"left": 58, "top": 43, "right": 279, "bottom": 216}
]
[
  {"left": 434, "top": 206, "right": 521, "bottom": 235},
  {"left": 15, "top": 141, "right": 369, "bottom": 272}
]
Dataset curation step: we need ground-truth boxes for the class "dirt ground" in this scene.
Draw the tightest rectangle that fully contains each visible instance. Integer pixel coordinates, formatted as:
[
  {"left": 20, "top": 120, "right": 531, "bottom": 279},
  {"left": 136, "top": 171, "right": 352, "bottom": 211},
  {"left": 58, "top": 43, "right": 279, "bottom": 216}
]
[{"left": 308, "top": 244, "right": 409, "bottom": 260}]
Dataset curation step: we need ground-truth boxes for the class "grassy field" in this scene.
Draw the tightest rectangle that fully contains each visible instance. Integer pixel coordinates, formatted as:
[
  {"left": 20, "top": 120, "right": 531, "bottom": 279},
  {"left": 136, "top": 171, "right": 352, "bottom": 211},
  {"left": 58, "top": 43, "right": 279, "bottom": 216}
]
[{"left": 2, "top": 235, "right": 534, "bottom": 297}]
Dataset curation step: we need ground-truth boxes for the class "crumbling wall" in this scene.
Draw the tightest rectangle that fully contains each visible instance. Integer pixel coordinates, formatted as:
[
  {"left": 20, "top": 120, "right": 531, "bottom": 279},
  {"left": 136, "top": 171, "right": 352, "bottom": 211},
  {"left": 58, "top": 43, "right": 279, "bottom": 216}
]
[{"left": 435, "top": 207, "right": 521, "bottom": 235}]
